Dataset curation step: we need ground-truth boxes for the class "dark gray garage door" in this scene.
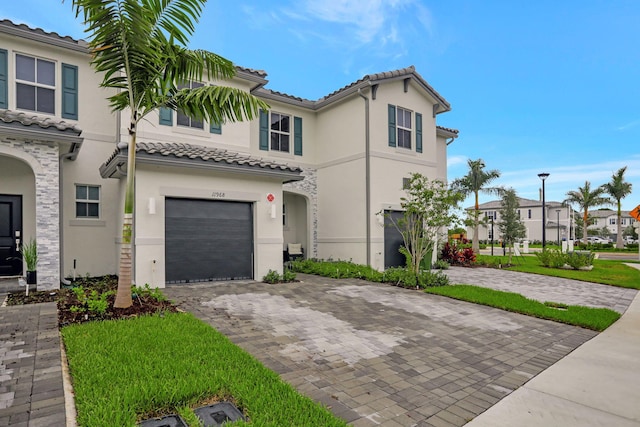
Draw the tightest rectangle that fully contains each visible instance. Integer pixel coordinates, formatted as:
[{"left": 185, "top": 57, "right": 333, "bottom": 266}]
[
  {"left": 384, "top": 210, "right": 405, "bottom": 269},
  {"left": 165, "top": 198, "right": 253, "bottom": 283}
]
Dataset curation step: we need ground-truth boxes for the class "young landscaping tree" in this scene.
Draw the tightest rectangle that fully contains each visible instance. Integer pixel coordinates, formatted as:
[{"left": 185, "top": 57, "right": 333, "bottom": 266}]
[
  {"left": 565, "top": 181, "right": 611, "bottom": 245},
  {"left": 450, "top": 159, "right": 501, "bottom": 253},
  {"left": 497, "top": 188, "right": 526, "bottom": 265},
  {"left": 71, "top": 0, "right": 269, "bottom": 308},
  {"left": 601, "top": 166, "right": 633, "bottom": 249},
  {"left": 383, "top": 173, "right": 463, "bottom": 277}
]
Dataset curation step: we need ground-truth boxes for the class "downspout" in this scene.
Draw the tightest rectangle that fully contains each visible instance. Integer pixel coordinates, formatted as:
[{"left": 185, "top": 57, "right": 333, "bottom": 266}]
[
  {"left": 357, "top": 88, "right": 371, "bottom": 266},
  {"left": 59, "top": 148, "right": 77, "bottom": 286}
]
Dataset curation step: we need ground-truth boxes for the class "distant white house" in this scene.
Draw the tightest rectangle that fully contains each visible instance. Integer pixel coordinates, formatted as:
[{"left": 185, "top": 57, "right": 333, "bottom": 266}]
[
  {"left": 588, "top": 209, "right": 636, "bottom": 238},
  {"left": 466, "top": 197, "right": 572, "bottom": 243}
]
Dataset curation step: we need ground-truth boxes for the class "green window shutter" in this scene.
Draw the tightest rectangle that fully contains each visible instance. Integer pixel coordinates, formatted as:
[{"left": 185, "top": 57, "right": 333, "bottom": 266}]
[
  {"left": 210, "top": 121, "right": 222, "bottom": 134},
  {"left": 294, "top": 116, "right": 303, "bottom": 156},
  {"left": 61, "top": 64, "right": 78, "bottom": 119},
  {"left": 0, "top": 49, "right": 6, "bottom": 109},
  {"left": 388, "top": 104, "right": 396, "bottom": 147},
  {"left": 416, "top": 112, "right": 423, "bottom": 153},
  {"left": 159, "top": 108, "right": 172, "bottom": 126},
  {"left": 259, "top": 109, "right": 269, "bottom": 151}
]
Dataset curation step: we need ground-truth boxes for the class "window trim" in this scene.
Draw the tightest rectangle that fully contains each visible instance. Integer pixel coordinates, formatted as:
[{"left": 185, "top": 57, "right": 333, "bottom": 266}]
[
  {"left": 15, "top": 53, "right": 56, "bottom": 115},
  {"left": 396, "top": 106, "right": 412, "bottom": 150},
  {"left": 75, "top": 184, "right": 101, "bottom": 219},
  {"left": 270, "top": 111, "right": 291, "bottom": 153}
]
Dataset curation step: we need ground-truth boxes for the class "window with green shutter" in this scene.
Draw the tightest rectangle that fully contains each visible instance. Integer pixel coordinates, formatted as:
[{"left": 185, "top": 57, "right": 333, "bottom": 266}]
[
  {"left": 416, "top": 112, "right": 422, "bottom": 153},
  {"left": 159, "top": 108, "right": 173, "bottom": 126},
  {"left": 61, "top": 63, "right": 78, "bottom": 119},
  {"left": 259, "top": 109, "right": 269, "bottom": 151},
  {"left": 294, "top": 116, "right": 302, "bottom": 156},
  {"left": 388, "top": 104, "right": 396, "bottom": 147},
  {"left": 0, "top": 49, "right": 7, "bottom": 109}
]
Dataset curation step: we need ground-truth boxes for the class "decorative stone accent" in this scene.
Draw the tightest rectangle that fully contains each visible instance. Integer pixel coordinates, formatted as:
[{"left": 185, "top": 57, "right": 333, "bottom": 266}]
[
  {"left": 2, "top": 140, "right": 60, "bottom": 289},
  {"left": 284, "top": 167, "right": 318, "bottom": 258}
]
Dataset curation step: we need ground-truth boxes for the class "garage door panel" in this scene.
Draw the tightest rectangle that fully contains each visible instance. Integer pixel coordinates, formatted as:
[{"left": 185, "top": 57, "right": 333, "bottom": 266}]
[{"left": 165, "top": 198, "right": 253, "bottom": 283}]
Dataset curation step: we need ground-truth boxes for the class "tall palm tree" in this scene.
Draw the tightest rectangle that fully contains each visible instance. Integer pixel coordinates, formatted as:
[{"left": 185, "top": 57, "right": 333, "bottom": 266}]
[
  {"left": 601, "top": 167, "right": 633, "bottom": 248},
  {"left": 565, "top": 181, "right": 611, "bottom": 244},
  {"left": 72, "top": 0, "right": 269, "bottom": 307},
  {"left": 450, "top": 159, "right": 501, "bottom": 252}
]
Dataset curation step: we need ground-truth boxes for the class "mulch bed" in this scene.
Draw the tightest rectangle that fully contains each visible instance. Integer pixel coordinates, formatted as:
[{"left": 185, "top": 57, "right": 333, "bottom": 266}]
[{"left": 6, "top": 275, "right": 179, "bottom": 327}]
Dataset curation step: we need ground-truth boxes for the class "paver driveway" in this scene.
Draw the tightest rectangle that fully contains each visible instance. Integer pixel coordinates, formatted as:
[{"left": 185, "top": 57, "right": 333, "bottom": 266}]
[{"left": 165, "top": 274, "right": 597, "bottom": 427}]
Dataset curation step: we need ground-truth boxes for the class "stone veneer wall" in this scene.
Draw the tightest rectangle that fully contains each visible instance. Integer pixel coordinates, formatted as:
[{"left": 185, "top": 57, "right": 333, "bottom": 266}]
[
  {"left": 3, "top": 140, "right": 60, "bottom": 290},
  {"left": 284, "top": 167, "right": 318, "bottom": 258}
]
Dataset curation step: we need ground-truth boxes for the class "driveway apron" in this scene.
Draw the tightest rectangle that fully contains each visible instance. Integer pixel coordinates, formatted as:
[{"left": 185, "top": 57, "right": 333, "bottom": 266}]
[{"left": 165, "top": 273, "right": 597, "bottom": 427}]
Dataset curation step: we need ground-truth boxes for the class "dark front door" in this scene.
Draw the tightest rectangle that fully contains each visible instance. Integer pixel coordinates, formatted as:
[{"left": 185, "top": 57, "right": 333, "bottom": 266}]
[
  {"left": 0, "top": 195, "right": 23, "bottom": 276},
  {"left": 384, "top": 210, "right": 405, "bottom": 269},
  {"left": 165, "top": 198, "right": 254, "bottom": 283}
]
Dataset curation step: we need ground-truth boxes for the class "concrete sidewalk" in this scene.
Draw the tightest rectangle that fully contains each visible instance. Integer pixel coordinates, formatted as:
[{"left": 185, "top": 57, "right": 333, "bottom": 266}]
[{"left": 466, "top": 264, "right": 640, "bottom": 427}]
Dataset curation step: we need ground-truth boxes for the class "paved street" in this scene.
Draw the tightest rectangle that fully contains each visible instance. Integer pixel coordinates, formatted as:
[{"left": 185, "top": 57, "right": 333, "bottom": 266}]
[{"left": 165, "top": 274, "right": 599, "bottom": 426}]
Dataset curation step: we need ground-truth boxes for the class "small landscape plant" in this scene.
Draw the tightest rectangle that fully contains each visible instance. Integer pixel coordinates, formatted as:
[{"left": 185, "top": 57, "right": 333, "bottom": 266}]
[
  {"left": 432, "top": 259, "right": 450, "bottom": 270},
  {"left": 535, "top": 249, "right": 567, "bottom": 268},
  {"left": 565, "top": 251, "right": 595, "bottom": 269},
  {"left": 262, "top": 269, "right": 297, "bottom": 284},
  {"left": 440, "top": 242, "right": 476, "bottom": 266},
  {"left": 20, "top": 238, "right": 38, "bottom": 272}
]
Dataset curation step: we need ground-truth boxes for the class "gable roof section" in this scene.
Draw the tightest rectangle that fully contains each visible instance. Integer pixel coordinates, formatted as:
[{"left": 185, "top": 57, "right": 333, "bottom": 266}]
[
  {"left": 254, "top": 65, "right": 452, "bottom": 114},
  {"left": 100, "top": 141, "right": 303, "bottom": 182}
]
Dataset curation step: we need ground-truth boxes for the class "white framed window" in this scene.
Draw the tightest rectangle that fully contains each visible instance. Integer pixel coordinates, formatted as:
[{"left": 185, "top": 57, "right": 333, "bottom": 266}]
[
  {"left": 176, "top": 81, "right": 204, "bottom": 129},
  {"left": 397, "top": 107, "right": 412, "bottom": 149},
  {"left": 283, "top": 203, "right": 287, "bottom": 226},
  {"left": 270, "top": 112, "right": 290, "bottom": 152},
  {"left": 16, "top": 54, "right": 55, "bottom": 114},
  {"left": 609, "top": 218, "right": 616, "bottom": 225},
  {"left": 75, "top": 184, "right": 100, "bottom": 218}
]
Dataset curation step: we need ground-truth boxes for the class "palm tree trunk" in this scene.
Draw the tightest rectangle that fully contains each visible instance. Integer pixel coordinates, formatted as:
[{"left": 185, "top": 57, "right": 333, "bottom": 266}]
[
  {"left": 616, "top": 202, "right": 623, "bottom": 249},
  {"left": 472, "top": 191, "right": 480, "bottom": 253},
  {"left": 114, "top": 122, "right": 137, "bottom": 308},
  {"left": 582, "top": 210, "right": 588, "bottom": 243}
]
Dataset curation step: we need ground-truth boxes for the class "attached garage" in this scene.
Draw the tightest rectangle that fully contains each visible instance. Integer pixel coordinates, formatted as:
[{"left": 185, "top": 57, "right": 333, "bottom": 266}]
[
  {"left": 165, "top": 198, "right": 253, "bottom": 283},
  {"left": 384, "top": 210, "right": 405, "bottom": 269}
]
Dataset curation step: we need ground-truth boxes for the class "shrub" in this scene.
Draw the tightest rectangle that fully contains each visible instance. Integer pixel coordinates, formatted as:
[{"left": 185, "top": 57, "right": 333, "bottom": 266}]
[
  {"left": 565, "top": 251, "right": 594, "bottom": 269},
  {"left": 440, "top": 242, "right": 476, "bottom": 266},
  {"left": 383, "top": 267, "right": 416, "bottom": 288},
  {"left": 432, "top": 260, "right": 450, "bottom": 270},
  {"left": 417, "top": 271, "right": 450, "bottom": 287},
  {"left": 262, "top": 269, "right": 297, "bottom": 284},
  {"left": 535, "top": 249, "right": 566, "bottom": 268}
]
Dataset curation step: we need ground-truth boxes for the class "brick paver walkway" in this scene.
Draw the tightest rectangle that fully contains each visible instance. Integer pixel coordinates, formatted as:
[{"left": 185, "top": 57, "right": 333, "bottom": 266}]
[
  {"left": 165, "top": 274, "right": 598, "bottom": 427},
  {"left": 0, "top": 302, "right": 66, "bottom": 427},
  {"left": 443, "top": 267, "right": 637, "bottom": 313}
]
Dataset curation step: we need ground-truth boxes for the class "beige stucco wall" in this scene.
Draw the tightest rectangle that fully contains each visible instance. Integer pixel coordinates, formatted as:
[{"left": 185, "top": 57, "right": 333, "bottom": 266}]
[{"left": 133, "top": 164, "right": 286, "bottom": 287}]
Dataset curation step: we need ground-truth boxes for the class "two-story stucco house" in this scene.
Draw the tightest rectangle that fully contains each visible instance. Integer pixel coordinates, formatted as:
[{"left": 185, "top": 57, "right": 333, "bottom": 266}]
[
  {"left": 588, "top": 209, "right": 636, "bottom": 239},
  {"left": 0, "top": 20, "right": 457, "bottom": 290}
]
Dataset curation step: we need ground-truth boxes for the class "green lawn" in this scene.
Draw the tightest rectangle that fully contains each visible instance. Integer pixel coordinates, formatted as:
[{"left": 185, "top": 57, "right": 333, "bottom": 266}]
[
  {"left": 62, "top": 313, "right": 348, "bottom": 427},
  {"left": 424, "top": 285, "right": 620, "bottom": 331},
  {"left": 476, "top": 254, "right": 640, "bottom": 289}
]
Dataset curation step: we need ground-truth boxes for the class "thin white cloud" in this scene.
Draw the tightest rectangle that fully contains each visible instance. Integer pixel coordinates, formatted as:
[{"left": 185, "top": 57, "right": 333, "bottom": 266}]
[
  {"left": 447, "top": 155, "right": 468, "bottom": 168},
  {"left": 616, "top": 118, "right": 640, "bottom": 131}
]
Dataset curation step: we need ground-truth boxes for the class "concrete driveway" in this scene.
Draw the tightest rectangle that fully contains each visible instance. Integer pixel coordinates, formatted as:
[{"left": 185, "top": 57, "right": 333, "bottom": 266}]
[{"left": 165, "top": 273, "right": 598, "bottom": 427}]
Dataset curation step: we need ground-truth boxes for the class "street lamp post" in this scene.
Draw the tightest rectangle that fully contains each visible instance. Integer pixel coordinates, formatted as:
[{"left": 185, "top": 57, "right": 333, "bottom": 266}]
[
  {"left": 556, "top": 209, "right": 561, "bottom": 246},
  {"left": 490, "top": 216, "right": 494, "bottom": 256},
  {"left": 538, "top": 173, "right": 550, "bottom": 250}
]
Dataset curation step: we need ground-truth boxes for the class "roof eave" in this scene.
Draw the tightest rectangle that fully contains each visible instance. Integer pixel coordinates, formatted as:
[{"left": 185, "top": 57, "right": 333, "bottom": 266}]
[
  {"left": 0, "top": 20, "right": 88, "bottom": 53},
  {"left": 100, "top": 152, "right": 303, "bottom": 182}
]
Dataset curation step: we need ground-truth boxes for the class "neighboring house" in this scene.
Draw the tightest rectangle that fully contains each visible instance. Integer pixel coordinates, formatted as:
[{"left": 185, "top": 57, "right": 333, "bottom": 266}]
[
  {"left": 466, "top": 197, "right": 573, "bottom": 243},
  {"left": 588, "top": 209, "right": 636, "bottom": 238},
  {"left": 0, "top": 19, "right": 457, "bottom": 290}
]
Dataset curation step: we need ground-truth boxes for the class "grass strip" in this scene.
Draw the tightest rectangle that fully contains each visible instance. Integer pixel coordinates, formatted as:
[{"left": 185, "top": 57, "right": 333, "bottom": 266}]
[
  {"left": 476, "top": 255, "right": 640, "bottom": 289},
  {"left": 424, "top": 285, "right": 620, "bottom": 331},
  {"left": 62, "top": 312, "right": 348, "bottom": 427}
]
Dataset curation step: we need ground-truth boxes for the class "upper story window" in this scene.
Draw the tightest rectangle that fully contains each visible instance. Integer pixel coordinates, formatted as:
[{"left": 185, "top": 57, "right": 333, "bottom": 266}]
[
  {"left": 388, "top": 104, "right": 422, "bottom": 153},
  {"left": 396, "top": 107, "right": 412, "bottom": 149},
  {"left": 270, "top": 112, "right": 290, "bottom": 152},
  {"left": 259, "top": 110, "right": 303, "bottom": 156},
  {"left": 176, "top": 81, "right": 204, "bottom": 129},
  {"left": 528, "top": 209, "right": 532, "bottom": 219},
  {"left": 75, "top": 184, "right": 100, "bottom": 219},
  {"left": 16, "top": 54, "right": 55, "bottom": 114},
  {"left": 609, "top": 218, "right": 616, "bottom": 225},
  {"left": 0, "top": 50, "right": 78, "bottom": 119}
]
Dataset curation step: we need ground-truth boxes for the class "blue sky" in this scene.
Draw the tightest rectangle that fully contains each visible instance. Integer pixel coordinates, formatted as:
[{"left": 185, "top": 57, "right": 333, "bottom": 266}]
[{"left": 1, "top": 0, "right": 639, "bottom": 211}]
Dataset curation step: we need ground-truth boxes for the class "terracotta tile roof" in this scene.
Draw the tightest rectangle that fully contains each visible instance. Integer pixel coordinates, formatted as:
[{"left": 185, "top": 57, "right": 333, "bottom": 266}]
[
  {"left": 437, "top": 125, "right": 459, "bottom": 135},
  {"left": 235, "top": 66, "right": 267, "bottom": 78},
  {"left": 0, "top": 19, "right": 85, "bottom": 44},
  {"left": 103, "top": 141, "right": 302, "bottom": 175},
  {"left": 0, "top": 109, "right": 82, "bottom": 134}
]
